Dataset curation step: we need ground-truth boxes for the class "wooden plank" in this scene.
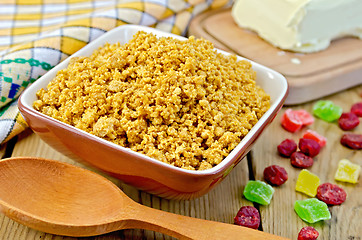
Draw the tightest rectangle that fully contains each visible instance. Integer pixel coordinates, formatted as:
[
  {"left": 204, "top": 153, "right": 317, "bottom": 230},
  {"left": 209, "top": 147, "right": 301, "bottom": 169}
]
[
  {"left": 252, "top": 85, "right": 362, "bottom": 239},
  {"left": 2, "top": 90, "right": 362, "bottom": 240},
  {"left": 188, "top": 8, "right": 362, "bottom": 105},
  {"left": 1, "top": 129, "right": 252, "bottom": 239},
  {"left": 0, "top": 134, "right": 18, "bottom": 159},
  {"left": 0, "top": 143, "right": 6, "bottom": 159},
  {"left": 3, "top": 86, "right": 362, "bottom": 239},
  {"left": 3, "top": 79, "right": 361, "bottom": 240}
]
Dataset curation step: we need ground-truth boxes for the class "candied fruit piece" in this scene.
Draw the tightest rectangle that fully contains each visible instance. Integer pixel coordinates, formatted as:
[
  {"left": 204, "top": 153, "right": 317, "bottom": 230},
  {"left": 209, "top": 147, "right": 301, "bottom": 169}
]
[
  {"left": 316, "top": 183, "right": 346, "bottom": 205},
  {"left": 313, "top": 100, "right": 342, "bottom": 122},
  {"left": 338, "top": 112, "right": 360, "bottom": 131},
  {"left": 281, "top": 109, "right": 303, "bottom": 132},
  {"left": 335, "top": 159, "right": 361, "bottom": 184},
  {"left": 291, "top": 152, "right": 314, "bottom": 169},
  {"left": 294, "top": 198, "right": 331, "bottom": 223},
  {"left": 243, "top": 180, "right": 274, "bottom": 205},
  {"left": 340, "top": 133, "right": 362, "bottom": 149},
  {"left": 298, "top": 226, "right": 319, "bottom": 240},
  {"left": 277, "top": 139, "right": 297, "bottom": 157},
  {"left": 299, "top": 138, "right": 321, "bottom": 157},
  {"left": 234, "top": 206, "right": 260, "bottom": 229},
  {"left": 294, "top": 109, "right": 315, "bottom": 126},
  {"left": 351, "top": 102, "right": 362, "bottom": 117},
  {"left": 281, "top": 109, "right": 314, "bottom": 133},
  {"left": 295, "top": 169, "right": 320, "bottom": 197},
  {"left": 302, "top": 130, "right": 327, "bottom": 148},
  {"left": 263, "top": 165, "right": 288, "bottom": 186}
]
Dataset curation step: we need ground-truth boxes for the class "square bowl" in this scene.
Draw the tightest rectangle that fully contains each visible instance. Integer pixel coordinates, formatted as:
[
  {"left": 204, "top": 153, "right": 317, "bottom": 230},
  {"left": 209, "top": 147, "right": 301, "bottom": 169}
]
[{"left": 18, "top": 25, "right": 288, "bottom": 200}]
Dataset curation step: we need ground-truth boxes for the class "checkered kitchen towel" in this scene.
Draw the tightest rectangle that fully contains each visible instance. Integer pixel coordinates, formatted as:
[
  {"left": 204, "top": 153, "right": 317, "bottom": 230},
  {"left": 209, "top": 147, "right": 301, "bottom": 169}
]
[{"left": 0, "top": 0, "right": 231, "bottom": 144}]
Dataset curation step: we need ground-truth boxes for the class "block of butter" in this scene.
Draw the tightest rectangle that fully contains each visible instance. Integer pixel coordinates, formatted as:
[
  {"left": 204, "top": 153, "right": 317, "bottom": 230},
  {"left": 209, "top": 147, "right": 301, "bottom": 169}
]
[{"left": 231, "top": 0, "right": 362, "bottom": 53}]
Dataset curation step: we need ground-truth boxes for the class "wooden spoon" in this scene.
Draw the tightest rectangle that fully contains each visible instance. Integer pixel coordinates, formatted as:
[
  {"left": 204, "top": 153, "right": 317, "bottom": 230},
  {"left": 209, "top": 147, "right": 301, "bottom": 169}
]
[{"left": 0, "top": 157, "right": 289, "bottom": 239}]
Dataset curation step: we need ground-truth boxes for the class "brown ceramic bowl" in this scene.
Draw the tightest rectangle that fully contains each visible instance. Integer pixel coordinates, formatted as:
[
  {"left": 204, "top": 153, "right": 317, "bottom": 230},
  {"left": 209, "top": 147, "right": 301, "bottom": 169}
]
[{"left": 18, "top": 25, "right": 288, "bottom": 200}]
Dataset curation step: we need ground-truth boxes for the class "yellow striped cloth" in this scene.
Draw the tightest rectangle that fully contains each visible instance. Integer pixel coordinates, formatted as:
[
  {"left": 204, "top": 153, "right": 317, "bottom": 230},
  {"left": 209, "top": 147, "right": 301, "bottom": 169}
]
[{"left": 0, "top": 0, "right": 231, "bottom": 144}]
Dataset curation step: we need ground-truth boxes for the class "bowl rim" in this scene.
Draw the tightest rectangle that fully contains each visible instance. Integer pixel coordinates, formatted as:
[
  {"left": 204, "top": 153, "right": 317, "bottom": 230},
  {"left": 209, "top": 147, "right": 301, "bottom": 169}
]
[{"left": 18, "top": 24, "right": 289, "bottom": 176}]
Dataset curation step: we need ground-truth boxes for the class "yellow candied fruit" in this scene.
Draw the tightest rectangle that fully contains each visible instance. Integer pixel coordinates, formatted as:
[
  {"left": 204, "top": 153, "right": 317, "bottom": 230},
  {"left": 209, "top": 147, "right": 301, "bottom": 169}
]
[
  {"left": 295, "top": 169, "right": 320, "bottom": 197},
  {"left": 335, "top": 159, "right": 361, "bottom": 184}
]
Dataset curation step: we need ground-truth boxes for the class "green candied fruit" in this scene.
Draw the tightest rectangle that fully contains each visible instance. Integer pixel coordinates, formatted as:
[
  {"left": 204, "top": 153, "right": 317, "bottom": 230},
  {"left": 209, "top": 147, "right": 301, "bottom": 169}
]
[
  {"left": 294, "top": 198, "right": 331, "bottom": 223},
  {"left": 243, "top": 180, "right": 274, "bottom": 205},
  {"left": 312, "top": 100, "right": 342, "bottom": 122}
]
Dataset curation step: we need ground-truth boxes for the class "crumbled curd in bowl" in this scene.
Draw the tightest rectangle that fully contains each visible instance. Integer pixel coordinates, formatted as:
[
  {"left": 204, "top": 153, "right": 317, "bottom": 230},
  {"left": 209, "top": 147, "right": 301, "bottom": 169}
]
[{"left": 34, "top": 31, "right": 270, "bottom": 170}]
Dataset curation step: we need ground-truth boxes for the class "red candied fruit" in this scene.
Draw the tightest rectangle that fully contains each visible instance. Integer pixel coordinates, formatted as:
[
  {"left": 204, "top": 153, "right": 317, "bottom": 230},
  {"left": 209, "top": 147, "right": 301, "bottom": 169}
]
[
  {"left": 351, "top": 102, "right": 362, "bottom": 117},
  {"left": 316, "top": 183, "right": 346, "bottom": 205},
  {"left": 290, "top": 152, "right": 314, "bottom": 168},
  {"left": 277, "top": 139, "right": 297, "bottom": 157},
  {"left": 338, "top": 112, "right": 360, "bottom": 131},
  {"left": 340, "top": 133, "right": 362, "bottom": 149},
  {"left": 263, "top": 165, "right": 288, "bottom": 186},
  {"left": 281, "top": 109, "right": 314, "bottom": 133},
  {"left": 234, "top": 206, "right": 260, "bottom": 229},
  {"left": 294, "top": 109, "right": 315, "bottom": 126},
  {"left": 298, "top": 226, "right": 319, "bottom": 240},
  {"left": 302, "top": 130, "right": 327, "bottom": 148},
  {"left": 281, "top": 109, "right": 303, "bottom": 132},
  {"left": 299, "top": 138, "right": 321, "bottom": 157}
]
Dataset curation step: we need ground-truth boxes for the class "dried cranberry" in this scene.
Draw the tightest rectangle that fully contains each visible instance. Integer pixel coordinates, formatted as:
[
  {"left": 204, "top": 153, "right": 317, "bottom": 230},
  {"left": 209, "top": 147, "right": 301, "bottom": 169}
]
[
  {"left": 290, "top": 152, "right": 314, "bottom": 168},
  {"left": 338, "top": 112, "right": 360, "bottom": 130},
  {"left": 317, "top": 183, "right": 347, "bottom": 205},
  {"left": 299, "top": 138, "right": 321, "bottom": 157},
  {"left": 263, "top": 165, "right": 288, "bottom": 186},
  {"left": 351, "top": 102, "right": 362, "bottom": 117},
  {"left": 298, "top": 226, "right": 319, "bottom": 240},
  {"left": 277, "top": 139, "right": 297, "bottom": 157},
  {"left": 234, "top": 206, "right": 260, "bottom": 229},
  {"left": 340, "top": 133, "right": 362, "bottom": 149}
]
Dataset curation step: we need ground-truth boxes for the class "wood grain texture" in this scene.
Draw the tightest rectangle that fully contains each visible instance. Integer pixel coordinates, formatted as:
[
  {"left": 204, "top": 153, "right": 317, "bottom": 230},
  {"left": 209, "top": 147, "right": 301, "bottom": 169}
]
[
  {"left": 188, "top": 8, "right": 362, "bottom": 105},
  {"left": 0, "top": 144, "right": 6, "bottom": 159},
  {"left": 1, "top": 89, "right": 361, "bottom": 239},
  {"left": 252, "top": 86, "right": 362, "bottom": 239},
  {"left": 0, "top": 157, "right": 288, "bottom": 239},
  {"left": 2, "top": 130, "right": 252, "bottom": 239},
  {"left": 1, "top": 85, "right": 361, "bottom": 239}
]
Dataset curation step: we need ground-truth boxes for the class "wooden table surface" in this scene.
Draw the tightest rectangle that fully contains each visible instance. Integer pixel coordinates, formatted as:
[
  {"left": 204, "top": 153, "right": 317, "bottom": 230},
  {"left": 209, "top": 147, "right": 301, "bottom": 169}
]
[{"left": 0, "top": 84, "right": 361, "bottom": 240}]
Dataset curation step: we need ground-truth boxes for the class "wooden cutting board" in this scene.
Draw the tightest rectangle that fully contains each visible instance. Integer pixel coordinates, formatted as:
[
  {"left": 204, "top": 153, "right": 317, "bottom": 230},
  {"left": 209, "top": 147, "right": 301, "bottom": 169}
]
[{"left": 188, "top": 8, "right": 362, "bottom": 105}]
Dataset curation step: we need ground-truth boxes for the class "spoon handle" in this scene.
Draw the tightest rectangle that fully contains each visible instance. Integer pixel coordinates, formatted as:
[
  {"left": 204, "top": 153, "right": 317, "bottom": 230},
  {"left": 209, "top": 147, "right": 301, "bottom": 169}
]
[{"left": 125, "top": 203, "right": 290, "bottom": 240}]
